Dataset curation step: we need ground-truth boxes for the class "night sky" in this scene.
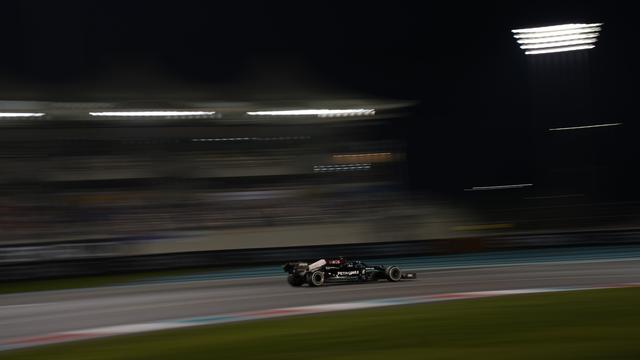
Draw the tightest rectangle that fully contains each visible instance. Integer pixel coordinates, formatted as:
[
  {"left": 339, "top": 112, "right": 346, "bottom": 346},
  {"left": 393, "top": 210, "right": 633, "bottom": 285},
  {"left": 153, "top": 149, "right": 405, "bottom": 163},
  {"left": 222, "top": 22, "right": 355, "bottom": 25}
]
[{"left": 0, "top": 1, "right": 637, "bottom": 198}]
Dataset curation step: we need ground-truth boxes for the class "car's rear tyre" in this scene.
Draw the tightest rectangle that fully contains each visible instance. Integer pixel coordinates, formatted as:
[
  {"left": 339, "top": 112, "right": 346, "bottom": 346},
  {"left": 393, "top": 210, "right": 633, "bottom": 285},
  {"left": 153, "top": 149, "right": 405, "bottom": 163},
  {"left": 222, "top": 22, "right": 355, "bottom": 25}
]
[
  {"left": 287, "top": 274, "right": 304, "bottom": 287},
  {"left": 307, "top": 271, "right": 325, "bottom": 287},
  {"left": 385, "top": 266, "right": 402, "bottom": 282}
]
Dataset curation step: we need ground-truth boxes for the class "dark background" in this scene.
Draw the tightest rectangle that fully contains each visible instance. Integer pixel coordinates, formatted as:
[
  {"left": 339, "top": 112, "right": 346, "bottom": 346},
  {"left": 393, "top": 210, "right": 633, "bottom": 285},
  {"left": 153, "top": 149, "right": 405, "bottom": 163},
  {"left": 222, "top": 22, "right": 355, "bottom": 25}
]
[{"left": 0, "top": 1, "right": 637, "bottom": 199}]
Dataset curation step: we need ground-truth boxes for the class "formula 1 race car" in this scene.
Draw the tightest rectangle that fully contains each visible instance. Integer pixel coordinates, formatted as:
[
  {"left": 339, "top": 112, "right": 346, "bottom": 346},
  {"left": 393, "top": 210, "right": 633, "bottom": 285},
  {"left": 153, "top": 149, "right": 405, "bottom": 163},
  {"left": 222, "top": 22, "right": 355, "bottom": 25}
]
[{"left": 283, "top": 257, "right": 417, "bottom": 287}]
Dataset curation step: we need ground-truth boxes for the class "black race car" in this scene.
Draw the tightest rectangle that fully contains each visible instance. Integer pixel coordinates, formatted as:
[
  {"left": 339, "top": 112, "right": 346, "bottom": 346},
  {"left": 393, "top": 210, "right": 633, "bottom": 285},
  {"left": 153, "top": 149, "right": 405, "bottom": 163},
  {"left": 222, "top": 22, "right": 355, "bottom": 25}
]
[{"left": 283, "top": 257, "right": 417, "bottom": 287}]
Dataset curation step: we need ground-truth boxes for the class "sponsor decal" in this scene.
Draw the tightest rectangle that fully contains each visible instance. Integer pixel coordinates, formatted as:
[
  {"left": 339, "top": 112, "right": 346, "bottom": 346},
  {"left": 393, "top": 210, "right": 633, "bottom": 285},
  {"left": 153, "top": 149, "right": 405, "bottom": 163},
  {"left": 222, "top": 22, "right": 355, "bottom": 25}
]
[{"left": 337, "top": 271, "right": 360, "bottom": 276}]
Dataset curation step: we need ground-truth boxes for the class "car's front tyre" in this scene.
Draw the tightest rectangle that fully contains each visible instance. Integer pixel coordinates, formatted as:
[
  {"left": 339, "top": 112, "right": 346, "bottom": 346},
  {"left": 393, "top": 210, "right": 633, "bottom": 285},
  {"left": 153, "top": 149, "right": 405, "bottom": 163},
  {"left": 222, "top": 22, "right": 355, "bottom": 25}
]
[
  {"left": 307, "top": 271, "right": 325, "bottom": 287},
  {"left": 385, "top": 266, "right": 402, "bottom": 282}
]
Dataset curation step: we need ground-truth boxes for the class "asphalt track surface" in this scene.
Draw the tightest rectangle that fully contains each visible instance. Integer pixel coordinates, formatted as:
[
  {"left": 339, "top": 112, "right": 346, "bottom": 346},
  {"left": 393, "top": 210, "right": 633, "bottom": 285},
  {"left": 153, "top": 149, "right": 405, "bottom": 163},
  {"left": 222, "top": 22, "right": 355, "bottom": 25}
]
[{"left": 1, "top": 246, "right": 640, "bottom": 343}]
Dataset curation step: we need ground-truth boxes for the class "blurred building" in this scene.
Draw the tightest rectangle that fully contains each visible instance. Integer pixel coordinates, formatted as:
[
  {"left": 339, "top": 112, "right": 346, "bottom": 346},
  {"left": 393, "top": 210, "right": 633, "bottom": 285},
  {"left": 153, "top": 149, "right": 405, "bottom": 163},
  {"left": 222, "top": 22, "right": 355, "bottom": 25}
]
[{"left": 0, "top": 100, "right": 448, "bottom": 262}]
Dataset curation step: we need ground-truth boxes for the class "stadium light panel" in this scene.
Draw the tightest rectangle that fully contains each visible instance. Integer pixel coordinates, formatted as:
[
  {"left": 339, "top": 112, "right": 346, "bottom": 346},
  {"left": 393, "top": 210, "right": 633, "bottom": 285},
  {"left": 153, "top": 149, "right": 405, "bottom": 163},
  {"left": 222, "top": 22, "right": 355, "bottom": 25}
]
[
  {"left": 520, "top": 38, "right": 597, "bottom": 50},
  {"left": 246, "top": 109, "right": 375, "bottom": 117},
  {"left": 465, "top": 183, "right": 533, "bottom": 191},
  {"left": 89, "top": 111, "right": 216, "bottom": 117},
  {"left": 0, "top": 112, "right": 46, "bottom": 118},
  {"left": 549, "top": 123, "right": 622, "bottom": 131},
  {"left": 512, "top": 23, "right": 602, "bottom": 55}
]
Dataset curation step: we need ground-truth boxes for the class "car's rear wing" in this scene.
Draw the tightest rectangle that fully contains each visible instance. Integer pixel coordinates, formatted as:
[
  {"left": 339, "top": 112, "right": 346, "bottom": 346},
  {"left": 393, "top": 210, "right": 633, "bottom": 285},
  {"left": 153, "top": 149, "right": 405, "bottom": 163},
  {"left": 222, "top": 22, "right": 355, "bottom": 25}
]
[
  {"left": 283, "top": 262, "right": 308, "bottom": 273},
  {"left": 283, "top": 259, "right": 326, "bottom": 274}
]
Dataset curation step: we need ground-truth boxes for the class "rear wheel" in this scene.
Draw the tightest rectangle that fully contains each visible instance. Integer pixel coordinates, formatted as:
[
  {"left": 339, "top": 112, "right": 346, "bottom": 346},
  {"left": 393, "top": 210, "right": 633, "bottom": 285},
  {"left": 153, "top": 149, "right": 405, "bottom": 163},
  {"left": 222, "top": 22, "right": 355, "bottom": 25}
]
[
  {"left": 385, "top": 266, "right": 401, "bottom": 282},
  {"left": 307, "top": 271, "right": 325, "bottom": 287},
  {"left": 287, "top": 274, "right": 304, "bottom": 287}
]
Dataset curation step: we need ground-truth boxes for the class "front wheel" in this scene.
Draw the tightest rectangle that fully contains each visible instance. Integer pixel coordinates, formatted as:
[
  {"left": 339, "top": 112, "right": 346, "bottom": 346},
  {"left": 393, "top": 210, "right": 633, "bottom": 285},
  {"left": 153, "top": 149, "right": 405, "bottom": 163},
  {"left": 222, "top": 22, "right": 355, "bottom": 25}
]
[
  {"left": 385, "top": 266, "right": 402, "bottom": 282},
  {"left": 307, "top": 271, "right": 325, "bottom": 287},
  {"left": 287, "top": 274, "right": 304, "bottom": 287}
]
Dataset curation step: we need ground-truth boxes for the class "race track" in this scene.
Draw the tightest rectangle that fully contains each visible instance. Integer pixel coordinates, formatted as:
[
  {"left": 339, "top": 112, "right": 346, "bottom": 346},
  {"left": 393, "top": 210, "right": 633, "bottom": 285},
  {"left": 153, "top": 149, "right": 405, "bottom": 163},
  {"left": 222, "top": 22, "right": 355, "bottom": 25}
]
[{"left": 1, "top": 248, "right": 639, "bottom": 345}]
